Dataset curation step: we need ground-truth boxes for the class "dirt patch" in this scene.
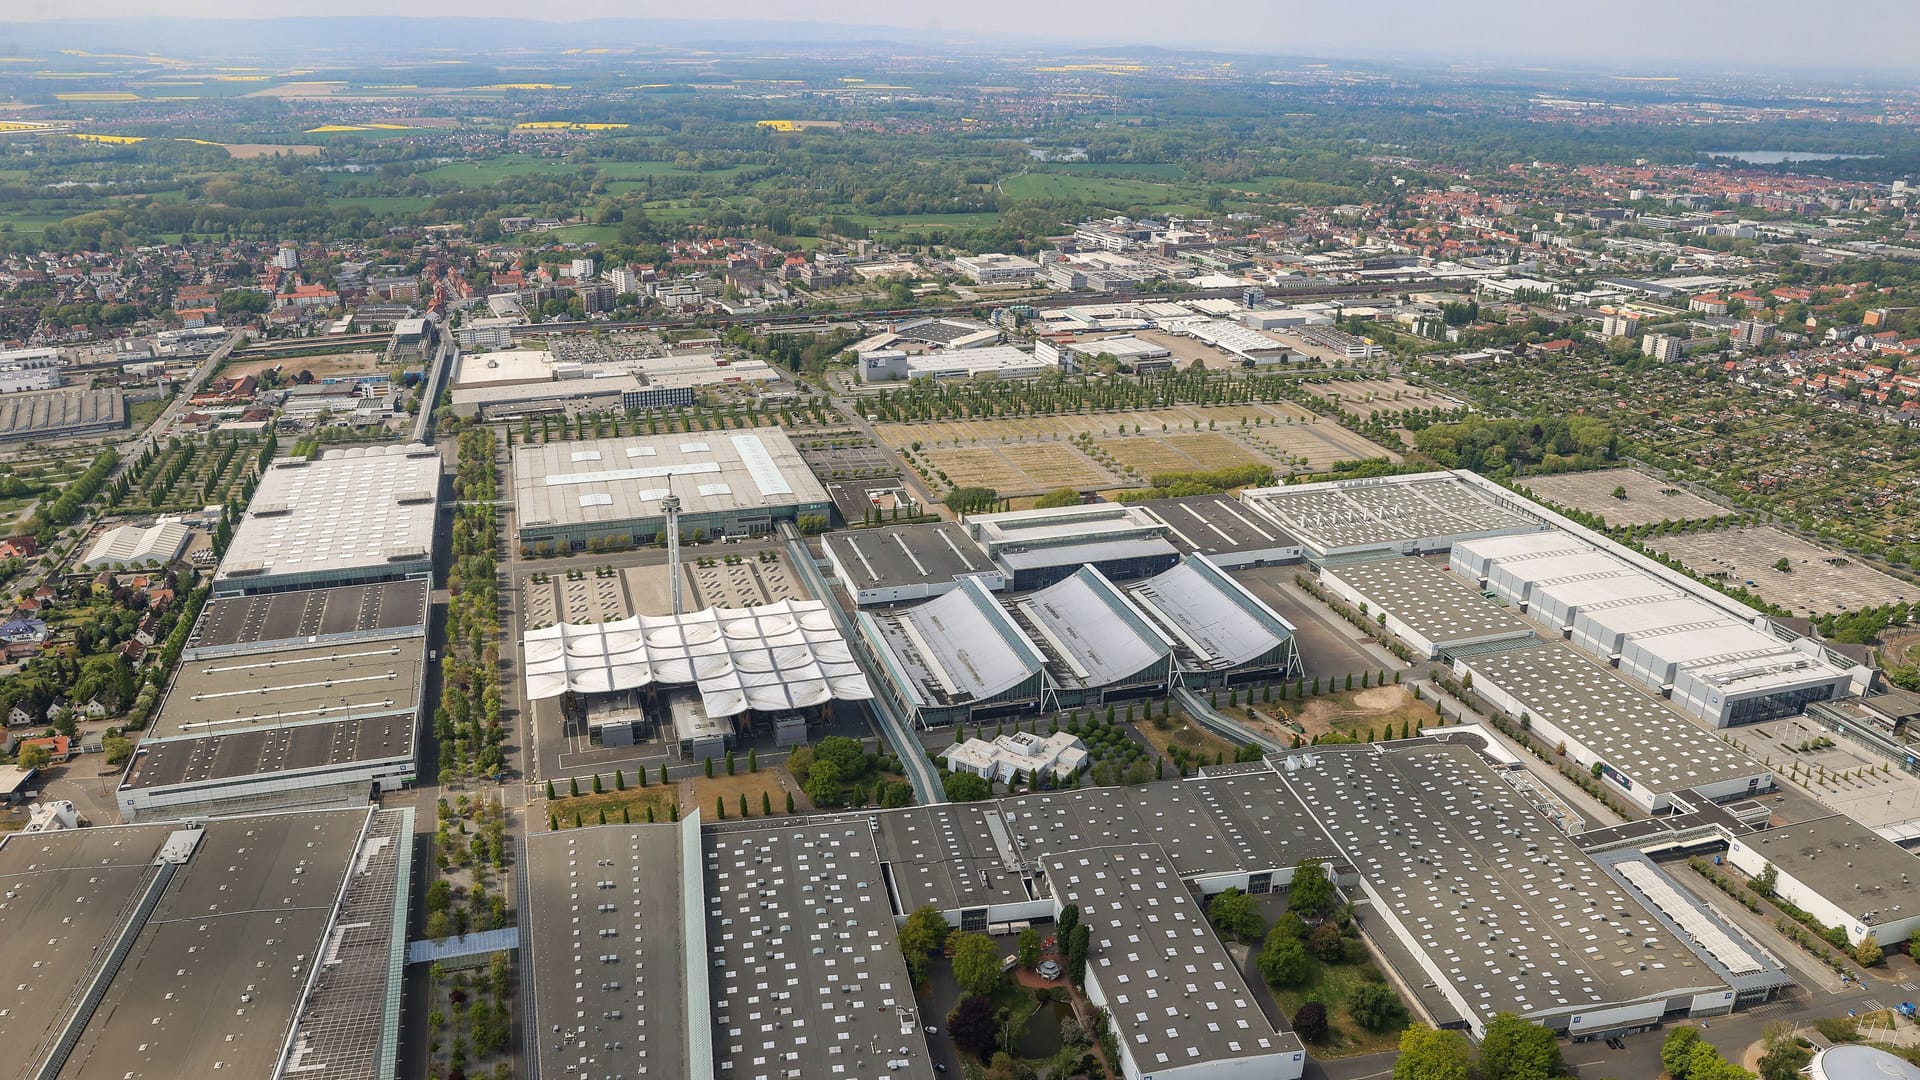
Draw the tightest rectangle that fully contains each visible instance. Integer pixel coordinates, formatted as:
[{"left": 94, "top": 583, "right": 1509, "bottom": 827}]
[
  {"left": 1286, "top": 686, "right": 1432, "bottom": 740},
  {"left": 222, "top": 350, "right": 382, "bottom": 381}
]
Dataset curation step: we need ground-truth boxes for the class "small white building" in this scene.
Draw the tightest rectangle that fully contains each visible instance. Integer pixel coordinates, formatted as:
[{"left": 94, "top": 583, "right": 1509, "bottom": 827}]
[
  {"left": 944, "top": 730, "right": 1088, "bottom": 784},
  {"left": 953, "top": 253, "right": 1040, "bottom": 286}
]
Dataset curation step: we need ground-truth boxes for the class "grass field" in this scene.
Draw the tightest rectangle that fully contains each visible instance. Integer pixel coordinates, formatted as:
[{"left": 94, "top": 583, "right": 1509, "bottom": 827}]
[
  {"left": 1267, "top": 957, "right": 1408, "bottom": 1058},
  {"left": 546, "top": 785, "right": 676, "bottom": 828},
  {"left": 127, "top": 397, "right": 167, "bottom": 432},
  {"left": 1305, "top": 378, "right": 1455, "bottom": 419},
  {"left": 1044, "top": 162, "right": 1188, "bottom": 179},
  {"left": 689, "top": 770, "right": 796, "bottom": 819},
  {"left": 419, "top": 154, "right": 749, "bottom": 187},
  {"left": 543, "top": 223, "right": 623, "bottom": 245},
  {"left": 1000, "top": 171, "right": 1201, "bottom": 208},
  {"left": 1136, "top": 711, "right": 1241, "bottom": 766}
]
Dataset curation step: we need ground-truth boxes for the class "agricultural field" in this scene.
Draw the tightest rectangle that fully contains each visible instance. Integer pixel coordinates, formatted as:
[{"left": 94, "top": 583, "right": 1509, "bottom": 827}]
[
  {"left": 1645, "top": 525, "right": 1914, "bottom": 616},
  {"left": 920, "top": 444, "right": 1117, "bottom": 496},
  {"left": 870, "top": 401, "right": 1318, "bottom": 450},
  {"left": 1521, "top": 467, "right": 1728, "bottom": 527},
  {"left": 1303, "top": 377, "right": 1462, "bottom": 420},
  {"left": 117, "top": 433, "right": 269, "bottom": 514},
  {"left": 884, "top": 402, "right": 1397, "bottom": 496},
  {"left": 1093, "top": 432, "right": 1265, "bottom": 477}
]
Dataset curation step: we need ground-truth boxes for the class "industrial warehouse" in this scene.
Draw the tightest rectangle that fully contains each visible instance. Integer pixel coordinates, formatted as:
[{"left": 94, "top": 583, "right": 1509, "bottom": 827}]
[
  {"left": 214, "top": 443, "right": 441, "bottom": 596},
  {"left": 511, "top": 427, "right": 832, "bottom": 552},
  {"left": 522, "top": 731, "right": 1812, "bottom": 1080},
  {"left": 0, "top": 807, "right": 412, "bottom": 1080},
  {"left": 856, "top": 555, "right": 1300, "bottom": 728},
  {"left": 120, "top": 580, "right": 433, "bottom": 821}
]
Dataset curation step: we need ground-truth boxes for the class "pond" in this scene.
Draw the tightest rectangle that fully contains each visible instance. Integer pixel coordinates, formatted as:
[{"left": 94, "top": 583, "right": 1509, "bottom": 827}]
[{"left": 1013, "top": 1000, "right": 1075, "bottom": 1059}]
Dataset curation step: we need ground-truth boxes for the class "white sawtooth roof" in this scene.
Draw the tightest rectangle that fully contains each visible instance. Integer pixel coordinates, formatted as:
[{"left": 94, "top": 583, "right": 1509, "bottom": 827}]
[
  {"left": 1013, "top": 566, "right": 1172, "bottom": 688},
  {"left": 1124, "top": 556, "right": 1293, "bottom": 670},
  {"left": 520, "top": 598, "right": 872, "bottom": 717}
]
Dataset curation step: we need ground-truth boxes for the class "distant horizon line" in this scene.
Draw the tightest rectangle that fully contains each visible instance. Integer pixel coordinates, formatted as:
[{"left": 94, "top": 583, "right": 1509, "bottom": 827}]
[{"left": 1, "top": 14, "right": 1912, "bottom": 79}]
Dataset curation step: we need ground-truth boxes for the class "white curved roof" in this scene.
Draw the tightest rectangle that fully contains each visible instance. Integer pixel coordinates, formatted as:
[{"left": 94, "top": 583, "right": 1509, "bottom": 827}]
[{"left": 521, "top": 598, "right": 871, "bottom": 717}]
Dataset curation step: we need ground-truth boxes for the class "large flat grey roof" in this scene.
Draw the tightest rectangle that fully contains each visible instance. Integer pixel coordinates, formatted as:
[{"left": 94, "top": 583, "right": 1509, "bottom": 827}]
[
  {"left": 0, "top": 825, "right": 175, "bottom": 1078},
  {"left": 188, "top": 581, "right": 430, "bottom": 656},
  {"left": 125, "top": 712, "right": 417, "bottom": 791},
  {"left": 1137, "top": 495, "right": 1299, "bottom": 557},
  {"left": 217, "top": 444, "right": 439, "bottom": 589},
  {"left": 704, "top": 822, "right": 935, "bottom": 1079},
  {"left": 1243, "top": 473, "right": 1538, "bottom": 555},
  {"left": 59, "top": 809, "right": 371, "bottom": 1080},
  {"left": 527, "top": 824, "right": 689, "bottom": 1080},
  {"left": 822, "top": 522, "right": 992, "bottom": 593},
  {"left": 151, "top": 636, "right": 427, "bottom": 739},
  {"left": 1279, "top": 742, "right": 1727, "bottom": 1022},
  {"left": 1324, "top": 557, "right": 1535, "bottom": 649},
  {"left": 512, "top": 428, "right": 829, "bottom": 531},
  {"left": 1735, "top": 810, "right": 1920, "bottom": 911},
  {"left": 1459, "top": 642, "right": 1767, "bottom": 795},
  {"left": 871, "top": 803, "right": 1037, "bottom": 914},
  {"left": 1045, "top": 844, "right": 1303, "bottom": 1069},
  {"left": 999, "top": 773, "right": 1341, "bottom": 880}
]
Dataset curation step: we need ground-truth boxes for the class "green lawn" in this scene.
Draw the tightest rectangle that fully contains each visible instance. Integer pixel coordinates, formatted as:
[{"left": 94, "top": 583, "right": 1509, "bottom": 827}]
[
  {"left": 543, "top": 224, "right": 622, "bottom": 245},
  {"left": 1000, "top": 171, "right": 1201, "bottom": 207},
  {"left": 1045, "top": 161, "right": 1188, "bottom": 179},
  {"left": 1267, "top": 959, "right": 1407, "bottom": 1058},
  {"left": 127, "top": 397, "right": 167, "bottom": 432},
  {"left": 418, "top": 154, "right": 746, "bottom": 188}
]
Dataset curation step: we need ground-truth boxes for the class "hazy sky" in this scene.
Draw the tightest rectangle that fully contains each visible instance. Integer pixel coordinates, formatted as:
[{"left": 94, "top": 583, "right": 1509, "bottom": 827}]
[{"left": 14, "top": 0, "right": 1920, "bottom": 70}]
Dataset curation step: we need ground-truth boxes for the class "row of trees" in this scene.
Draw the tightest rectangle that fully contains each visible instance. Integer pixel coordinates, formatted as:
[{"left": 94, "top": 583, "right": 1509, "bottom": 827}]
[
  {"left": 1391, "top": 1015, "right": 1567, "bottom": 1080},
  {"left": 438, "top": 427, "right": 507, "bottom": 782}
]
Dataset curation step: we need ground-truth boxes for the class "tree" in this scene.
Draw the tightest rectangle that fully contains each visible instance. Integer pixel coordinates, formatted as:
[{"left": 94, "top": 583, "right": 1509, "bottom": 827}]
[
  {"left": 898, "top": 905, "right": 951, "bottom": 982},
  {"left": 1392, "top": 1026, "right": 1472, "bottom": 1080},
  {"left": 947, "top": 995, "right": 998, "bottom": 1058},
  {"left": 102, "top": 733, "right": 133, "bottom": 765},
  {"left": 1017, "top": 927, "right": 1042, "bottom": 969},
  {"left": 1207, "top": 887, "right": 1266, "bottom": 944},
  {"left": 951, "top": 931, "right": 1003, "bottom": 997},
  {"left": 1855, "top": 936, "right": 1884, "bottom": 967},
  {"left": 1066, "top": 923, "right": 1091, "bottom": 985},
  {"left": 1292, "top": 1000, "right": 1329, "bottom": 1042},
  {"left": 1307, "top": 922, "right": 1345, "bottom": 962},
  {"left": 1347, "top": 980, "right": 1405, "bottom": 1031},
  {"left": 1288, "top": 858, "right": 1335, "bottom": 919},
  {"left": 15, "top": 741, "right": 51, "bottom": 770},
  {"left": 1757, "top": 1022, "right": 1812, "bottom": 1080},
  {"left": 1057, "top": 903, "right": 1079, "bottom": 939},
  {"left": 1662, "top": 1027, "right": 1703, "bottom": 1079},
  {"left": 1478, "top": 1013, "right": 1565, "bottom": 1080},
  {"left": 1033, "top": 487, "right": 1080, "bottom": 509},
  {"left": 1774, "top": 557, "right": 1792, "bottom": 573},
  {"left": 1751, "top": 862, "right": 1778, "bottom": 898},
  {"left": 944, "top": 771, "right": 992, "bottom": 802},
  {"left": 1258, "top": 934, "right": 1310, "bottom": 987}
]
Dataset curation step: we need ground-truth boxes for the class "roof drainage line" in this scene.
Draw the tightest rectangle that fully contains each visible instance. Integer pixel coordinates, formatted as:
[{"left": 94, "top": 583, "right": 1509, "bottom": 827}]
[{"left": 32, "top": 860, "right": 179, "bottom": 1080}]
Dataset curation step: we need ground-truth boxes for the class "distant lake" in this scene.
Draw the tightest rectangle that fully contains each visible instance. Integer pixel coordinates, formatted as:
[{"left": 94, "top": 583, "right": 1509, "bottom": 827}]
[{"left": 1706, "top": 150, "right": 1876, "bottom": 164}]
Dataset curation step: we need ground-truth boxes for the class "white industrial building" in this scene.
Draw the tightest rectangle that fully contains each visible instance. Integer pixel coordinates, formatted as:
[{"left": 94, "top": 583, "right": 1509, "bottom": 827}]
[
  {"left": 1453, "top": 531, "right": 1866, "bottom": 726},
  {"left": 943, "top": 729, "right": 1088, "bottom": 783},
  {"left": 511, "top": 428, "right": 831, "bottom": 552},
  {"left": 1723, "top": 812, "right": 1920, "bottom": 949},
  {"left": 953, "top": 253, "right": 1041, "bottom": 285},
  {"left": 215, "top": 444, "right": 440, "bottom": 596},
  {"left": 80, "top": 518, "right": 192, "bottom": 569},
  {"left": 856, "top": 345, "right": 1048, "bottom": 382},
  {"left": 858, "top": 576, "right": 1049, "bottom": 728},
  {"left": 964, "top": 503, "right": 1180, "bottom": 590},
  {"left": 0, "top": 347, "right": 64, "bottom": 393}
]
